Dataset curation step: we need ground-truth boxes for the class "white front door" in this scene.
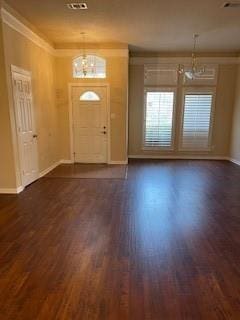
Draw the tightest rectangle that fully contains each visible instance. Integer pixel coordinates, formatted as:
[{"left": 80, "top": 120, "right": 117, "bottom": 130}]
[
  {"left": 72, "top": 86, "right": 108, "bottom": 163},
  {"left": 12, "top": 70, "right": 39, "bottom": 187}
]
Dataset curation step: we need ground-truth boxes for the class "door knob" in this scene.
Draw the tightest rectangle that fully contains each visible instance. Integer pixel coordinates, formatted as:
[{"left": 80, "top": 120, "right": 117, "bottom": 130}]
[
  {"left": 33, "top": 134, "right": 38, "bottom": 138},
  {"left": 101, "top": 131, "right": 107, "bottom": 134}
]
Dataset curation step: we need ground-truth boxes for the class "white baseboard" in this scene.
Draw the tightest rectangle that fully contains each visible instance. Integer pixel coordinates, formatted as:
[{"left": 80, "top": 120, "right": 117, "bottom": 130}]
[
  {"left": 39, "top": 161, "right": 61, "bottom": 178},
  {"left": 128, "top": 155, "right": 229, "bottom": 160},
  {"left": 61, "top": 159, "right": 128, "bottom": 165},
  {"left": 0, "top": 186, "right": 24, "bottom": 194},
  {"left": 108, "top": 160, "right": 128, "bottom": 165},
  {"left": 39, "top": 159, "right": 75, "bottom": 178},
  {"left": 60, "top": 159, "right": 74, "bottom": 164},
  {"left": 17, "top": 186, "right": 25, "bottom": 193},
  {"left": 228, "top": 158, "right": 240, "bottom": 166}
]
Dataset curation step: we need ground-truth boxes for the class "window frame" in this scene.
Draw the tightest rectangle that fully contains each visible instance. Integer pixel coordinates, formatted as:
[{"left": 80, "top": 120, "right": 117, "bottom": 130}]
[
  {"left": 142, "top": 87, "right": 177, "bottom": 151},
  {"left": 144, "top": 64, "right": 179, "bottom": 86},
  {"left": 79, "top": 91, "right": 101, "bottom": 101},
  {"left": 73, "top": 54, "right": 106, "bottom": 79},
  {"left": 179, "top": 87, "right": 216, "bottom": 152}
]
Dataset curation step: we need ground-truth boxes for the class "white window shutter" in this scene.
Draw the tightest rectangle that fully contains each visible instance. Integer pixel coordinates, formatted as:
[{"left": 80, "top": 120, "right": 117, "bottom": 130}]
[
  {"left": 144, "top": 64, "right": 178, "bottom": 86},
  {"left": 144, "top": 91, "right": 175, "bottom": 149},
  {"left": 181, "top": 93, "right": 213, "bottom": 150}
]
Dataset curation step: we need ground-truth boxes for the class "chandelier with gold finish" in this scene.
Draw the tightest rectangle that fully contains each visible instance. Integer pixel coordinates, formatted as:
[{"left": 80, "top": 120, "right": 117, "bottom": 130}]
[
  {"left": 74, "top": 32, "right": 96, "bottom": 77},
  {"left": 178, "top": 34, "right": 205, "bottom": 80}
]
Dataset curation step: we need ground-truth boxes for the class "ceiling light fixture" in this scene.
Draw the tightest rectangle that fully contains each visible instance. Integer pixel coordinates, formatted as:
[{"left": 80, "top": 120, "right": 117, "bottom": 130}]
[
  {"left": 178, "top": 34, "right": 205, "bottom": 80},
  {"left": 81, "top": 32, "right": 88, "bottom": 77},
  {"left": 73, "top": 32, "right": 96, "bottom": 77}
]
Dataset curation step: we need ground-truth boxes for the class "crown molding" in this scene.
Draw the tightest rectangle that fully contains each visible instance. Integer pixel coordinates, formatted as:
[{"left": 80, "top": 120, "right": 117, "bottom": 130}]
[
  {"left": 130, "top": 56, "right": 240, "bottom": 65},
  {"left": 55, "top": 48, "right": 129, "bottom": 57},
  {"left": 54, "top": 42, "right": 128, "bottom": 50},
  {"left": 1, "top": 8, "right": 129, "bottom": 58},
  {"left": 1, "top": 7, "right": 237, "bottom": 62},
  {"left": 1, "top": 8, "right": 55, "bottom": 55}
]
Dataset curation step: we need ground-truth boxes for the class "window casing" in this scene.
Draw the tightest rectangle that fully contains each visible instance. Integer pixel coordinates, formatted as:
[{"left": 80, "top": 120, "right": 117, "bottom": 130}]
[
  {"left": 141, "top": 64, "right": 218, "bottom": 153},
  {"left": 179, "top": 88, "right": 215, "bottom": 151},
  {"left": 143, "top": 88, "right": 176, "bottom": 150}
]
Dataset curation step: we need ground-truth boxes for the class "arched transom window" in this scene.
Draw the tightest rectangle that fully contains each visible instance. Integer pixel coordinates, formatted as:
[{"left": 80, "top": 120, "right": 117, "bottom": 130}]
[
  {"left": 73, "top": 55, "right": 106, "bottom": 78},
  {"left": 80, "top": 91, "right": 101, "bottom": 101}
]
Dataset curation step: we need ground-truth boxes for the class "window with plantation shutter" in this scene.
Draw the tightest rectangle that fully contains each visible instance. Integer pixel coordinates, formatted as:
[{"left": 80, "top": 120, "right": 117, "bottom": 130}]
[
  {"left": 180, "top": 91, "right": 214, "bottom": 150},
  {"left": 143, "top": 90, "right": 175, "bottom": 149}
]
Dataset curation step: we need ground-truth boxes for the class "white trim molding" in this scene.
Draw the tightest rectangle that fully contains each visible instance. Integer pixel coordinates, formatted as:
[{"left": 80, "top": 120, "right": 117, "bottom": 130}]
[
  {"left": 39, "top": 161, "right": 61, "bottom": 178},
  {"left": 109, "top": 160, "right": 128, "bottom": 165},
  {"left": 39, "top": 159, "right": 75, "bottom": 178},
  {"left": 130, "top": 56, "right": 240, "bottom": 65},
  {"left": 60, "top": 159, "right": 74, "bottom": 164},
  {"left": 16, "top": 186, "right": 24, "bottom": 193},
  {"left": 11, "top": 64, "right": 32, "bottom": 76},
  {"left": 0, "top": 186, "right": 24, "bottom": 194},
  {"left": 1, "top": 7, "right": 239, "bottom": 64},
  {"left": 1, "top": 8, "right": 55, "bottom": 55},
  {"left": 128, "top": 155, "right": 229, "bottom": 160},
  {"left": 229, "top": 158, "right": 240, "bottom": 166},
  {"left": 56, "top": 49, "right": 129, "bottom": 58},
  {"left": 1, "top": 8, "right": 129, "bottom": 58}
]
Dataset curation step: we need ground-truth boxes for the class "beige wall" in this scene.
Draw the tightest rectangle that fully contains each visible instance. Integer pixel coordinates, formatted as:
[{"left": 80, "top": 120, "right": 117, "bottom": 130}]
[
  {"left": 0, "top": 7, "right": 128, "bottom": 191},
  {"left": 1, "top": 2, "right": 239, "bottom": 193},
  {"left": 55, "top": 54, "right": 128, "bottom": 162},
  {"left": 2, "top": 23, "right": 59, "bottom": 187},
  {"left": 0, "top": 16, "right": 16, "bottom": 189},
  {"left": 129, "top": 63, "right": 237, "bottom": 158},
  {"left": 231, "top": 65, "right": 240, "bottom": 162}
]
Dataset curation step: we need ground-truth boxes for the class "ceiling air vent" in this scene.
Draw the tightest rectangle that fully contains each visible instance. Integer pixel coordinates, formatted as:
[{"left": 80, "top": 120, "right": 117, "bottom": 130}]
[
  {"left": 222, "top": 2, "right": 240, "bottom": 7},
  {"left": 67, "top": 3, "right": 88, "bottom": 10}
]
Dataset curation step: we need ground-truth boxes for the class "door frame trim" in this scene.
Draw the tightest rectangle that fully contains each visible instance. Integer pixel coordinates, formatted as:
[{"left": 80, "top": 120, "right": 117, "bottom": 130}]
[
  {"left": 68, "top": 83, "right": 111, "bottom": 164},
  {"left": 11, "top": 65, "right": 39, "bottom": 188}
]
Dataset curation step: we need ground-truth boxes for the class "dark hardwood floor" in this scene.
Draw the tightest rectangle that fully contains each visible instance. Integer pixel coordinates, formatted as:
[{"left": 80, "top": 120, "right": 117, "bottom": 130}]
[{"left": 0, "top": 160, "right": 240, "bottom": 320}]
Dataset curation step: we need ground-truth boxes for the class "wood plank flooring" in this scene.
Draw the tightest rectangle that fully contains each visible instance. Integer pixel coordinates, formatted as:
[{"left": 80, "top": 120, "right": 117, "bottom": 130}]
[{"left": 0, "top": 160, "right": 240, "bottom": 320}]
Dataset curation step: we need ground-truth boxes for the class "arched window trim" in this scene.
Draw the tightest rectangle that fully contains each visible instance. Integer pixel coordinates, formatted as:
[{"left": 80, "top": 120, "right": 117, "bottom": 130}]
[
  {"left": 73, "top": 54, "right": 106, "bottom": 79},
  {"left": 80, "top": 91, "right": 101, "bottom": 101}
]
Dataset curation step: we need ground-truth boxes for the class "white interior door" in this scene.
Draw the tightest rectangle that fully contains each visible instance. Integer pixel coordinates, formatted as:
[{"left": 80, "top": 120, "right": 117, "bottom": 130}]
[
  {"left": 72, "top": 86, "right": 108, "bottom": 163},
  {"left": 12, "top": 70, "right": 39, "bottom": 187}
]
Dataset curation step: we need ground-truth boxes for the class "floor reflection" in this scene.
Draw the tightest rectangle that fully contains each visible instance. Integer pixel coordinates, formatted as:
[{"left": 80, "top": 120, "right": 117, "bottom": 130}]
[{"left": 128, "top": 162, "right": 213, "bottom": 261}]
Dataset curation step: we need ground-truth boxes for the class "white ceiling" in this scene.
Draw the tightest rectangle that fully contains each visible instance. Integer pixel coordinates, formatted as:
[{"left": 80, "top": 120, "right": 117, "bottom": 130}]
[{"left": 4, "top": 0, "right": 240, "bottom": 52}]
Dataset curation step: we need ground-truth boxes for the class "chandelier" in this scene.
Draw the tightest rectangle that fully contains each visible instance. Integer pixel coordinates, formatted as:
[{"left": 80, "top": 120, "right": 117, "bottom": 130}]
[
  {"left": 74, "top": 32, "right": 96, "bottom": 77},
  {"left": 178, "top": 34, "right": 205, "bottom": 80}
]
